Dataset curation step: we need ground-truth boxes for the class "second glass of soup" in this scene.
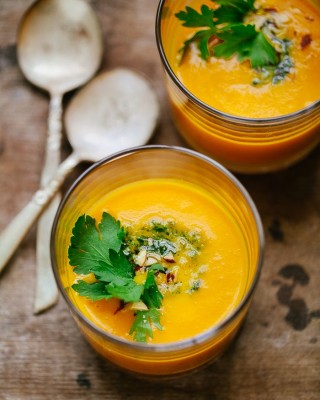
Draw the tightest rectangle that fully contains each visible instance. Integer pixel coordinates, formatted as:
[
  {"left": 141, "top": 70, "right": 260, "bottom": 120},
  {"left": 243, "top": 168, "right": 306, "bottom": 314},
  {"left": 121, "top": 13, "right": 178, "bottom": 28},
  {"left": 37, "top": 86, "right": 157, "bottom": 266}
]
[{"left": 156, "top": 0, "right": 320, "bottom": 173}]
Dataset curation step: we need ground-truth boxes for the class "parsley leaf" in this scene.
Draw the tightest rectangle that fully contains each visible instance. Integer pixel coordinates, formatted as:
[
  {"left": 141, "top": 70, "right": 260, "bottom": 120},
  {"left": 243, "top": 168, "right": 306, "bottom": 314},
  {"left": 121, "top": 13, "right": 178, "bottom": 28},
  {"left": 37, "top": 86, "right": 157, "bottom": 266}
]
[
  {"left": 214, "top": 0, "right": 256, "bottom": 24},
  {"left": 129, "top": 308, "right": 162, "bottom": 342},
  {"left": 68, "top": 212, "right": 164, "bottom": 343},
  {"left": 72, "top": 281, "right": 112, "bottom": 301},
  {"left": 148, "top": 263, "right": 166, "bottom": 273},
  {"left": 214, "top": 24, "right": 277, "bottom": 68},
  {"left": 68, "top": 212, "right": 123, "bottom": 275},
  {"left": 72, "top": 277, "right": 143, "bottom": 303},
  {"left": 179, "top": 30, "right": 215, "bottom": 61},
  {"left": 109, "top": 249, "right": 134, "bottom": 280},
  {"left": 107, "top": 280, "right": 144, "bottom": 303},
  {"left": 176, "top": 6, "right": 217, "bottom": 61},
  {"left": 175, "top": 5, "right": 215, "bottom": 28},
  {"left": 141, "top": 270, "right": 164, "bottom": 309},
  {"left": 99, "top": 212, "right": 124, "bottom": 254},
  {"left": 92, "top": 260, "right": 131, "bottom": 285}
]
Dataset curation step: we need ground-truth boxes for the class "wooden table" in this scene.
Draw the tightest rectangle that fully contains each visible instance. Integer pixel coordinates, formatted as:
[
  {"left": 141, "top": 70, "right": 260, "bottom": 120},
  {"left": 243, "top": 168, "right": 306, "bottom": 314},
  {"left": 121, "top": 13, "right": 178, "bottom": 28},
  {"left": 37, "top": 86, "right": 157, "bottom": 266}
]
[{"left": 0, "top": 1, "right": 319, "bottom": 399}]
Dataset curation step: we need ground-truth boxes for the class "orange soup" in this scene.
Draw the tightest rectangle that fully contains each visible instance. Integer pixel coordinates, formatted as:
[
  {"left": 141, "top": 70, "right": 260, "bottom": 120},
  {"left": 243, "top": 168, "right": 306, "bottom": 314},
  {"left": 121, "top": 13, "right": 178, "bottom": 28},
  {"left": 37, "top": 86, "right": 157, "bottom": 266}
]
[
  {"left": 63, "top": 178, "right": 250, "bottom": 344},
  {"left": 166, "top": 0, "right": 320, "bottom": 118}
]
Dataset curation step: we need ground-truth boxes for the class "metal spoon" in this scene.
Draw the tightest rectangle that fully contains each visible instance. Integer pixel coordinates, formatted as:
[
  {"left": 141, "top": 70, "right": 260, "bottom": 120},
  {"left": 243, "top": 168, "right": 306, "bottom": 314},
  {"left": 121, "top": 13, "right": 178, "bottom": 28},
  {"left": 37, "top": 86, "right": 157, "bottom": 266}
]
[
  {"left": 0, "top": 68, "right": 159, "bottom": 279},
  {"left": 17, "top": 0, "right": 103, "bottom": 313}
]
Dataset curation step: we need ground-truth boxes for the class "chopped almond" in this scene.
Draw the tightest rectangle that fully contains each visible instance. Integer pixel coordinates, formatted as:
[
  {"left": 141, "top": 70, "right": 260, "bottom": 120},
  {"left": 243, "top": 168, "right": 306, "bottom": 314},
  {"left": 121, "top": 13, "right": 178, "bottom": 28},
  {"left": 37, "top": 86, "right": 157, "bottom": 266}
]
[
  {"left": 135, "top": 249, "right": 147, "bottom": 266},
  {"left": 145, "top": 256, "right": 160, "bottom": 266},
  {"left": 130, "top": 301, "right": 148, "bottom": 311},
  {"left": 163, "top": 252, "right": 175, "bottom": 263}
]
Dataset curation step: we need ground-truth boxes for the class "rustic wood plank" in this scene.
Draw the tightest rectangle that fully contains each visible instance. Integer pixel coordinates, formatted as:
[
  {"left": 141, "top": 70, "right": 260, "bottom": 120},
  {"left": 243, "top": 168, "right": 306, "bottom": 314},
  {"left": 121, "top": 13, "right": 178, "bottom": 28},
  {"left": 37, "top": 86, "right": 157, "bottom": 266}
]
[{"left": 0, "top": 1, "right": 319, "bottom": 399}]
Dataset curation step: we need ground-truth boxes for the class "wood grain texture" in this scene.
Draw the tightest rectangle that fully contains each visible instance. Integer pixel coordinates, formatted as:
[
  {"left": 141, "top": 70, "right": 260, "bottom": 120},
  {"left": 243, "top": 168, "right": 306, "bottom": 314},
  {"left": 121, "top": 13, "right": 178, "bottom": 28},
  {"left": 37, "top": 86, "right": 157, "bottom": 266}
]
[{"left": 0, "top": 1, "right": 319, "bottom": 399}]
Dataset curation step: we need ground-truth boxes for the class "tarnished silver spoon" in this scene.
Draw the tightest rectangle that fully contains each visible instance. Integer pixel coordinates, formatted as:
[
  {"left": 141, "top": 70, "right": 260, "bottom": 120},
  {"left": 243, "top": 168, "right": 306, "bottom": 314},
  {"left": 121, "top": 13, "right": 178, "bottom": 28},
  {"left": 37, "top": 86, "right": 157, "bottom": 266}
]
[
  {"left": 0, "top": 69, "right": 159, "bottom": 286},
  {"left": 17, "top": 0, "right": 103, "bottom": 313}
]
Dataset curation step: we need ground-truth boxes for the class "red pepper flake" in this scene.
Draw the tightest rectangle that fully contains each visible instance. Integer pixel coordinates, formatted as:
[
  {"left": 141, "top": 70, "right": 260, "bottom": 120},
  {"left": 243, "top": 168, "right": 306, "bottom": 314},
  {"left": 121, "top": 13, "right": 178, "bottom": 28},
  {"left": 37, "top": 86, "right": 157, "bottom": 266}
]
[
  {"left": 263, "top": 7, "right": 277, "bottom": 12},
  {"left": 305, "top": 15, "right": 314, "bottom": 22},
  {"left": 166, "top": 272, "right": 175, "bottom": 283},
  {"left": 301, "top": 34, "right": 312, "bottom": 49}
]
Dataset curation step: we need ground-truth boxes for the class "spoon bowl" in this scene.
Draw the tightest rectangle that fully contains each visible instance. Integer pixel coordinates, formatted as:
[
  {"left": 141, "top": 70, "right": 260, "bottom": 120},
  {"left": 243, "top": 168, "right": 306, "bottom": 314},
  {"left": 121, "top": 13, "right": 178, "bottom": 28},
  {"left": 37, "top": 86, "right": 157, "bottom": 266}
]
[
  {"left": 65, "top": 68, "right": 159, "bottom": 161},
  {"left": 17, "top": 0, "right": 103, "bottom": 94}
]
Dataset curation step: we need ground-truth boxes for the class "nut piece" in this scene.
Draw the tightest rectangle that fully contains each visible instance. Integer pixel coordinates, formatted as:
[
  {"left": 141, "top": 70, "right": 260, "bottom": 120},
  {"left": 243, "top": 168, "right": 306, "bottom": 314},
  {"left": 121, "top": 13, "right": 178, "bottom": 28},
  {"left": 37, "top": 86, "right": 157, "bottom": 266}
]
[
  {"left": 163, "top": 252, "right": 175, "bottom": 263},
  {"left": 145, "top": 257, "right": 160, "bottom": 266},
  {"left": 130, "top": 301, "right": 148, "bottom": 311},
  {"left": 134, "top": 250, "right": 147, "bottom": 266},
  {"left": 145, "top": 252, "right": 161, "bottom": 266}
]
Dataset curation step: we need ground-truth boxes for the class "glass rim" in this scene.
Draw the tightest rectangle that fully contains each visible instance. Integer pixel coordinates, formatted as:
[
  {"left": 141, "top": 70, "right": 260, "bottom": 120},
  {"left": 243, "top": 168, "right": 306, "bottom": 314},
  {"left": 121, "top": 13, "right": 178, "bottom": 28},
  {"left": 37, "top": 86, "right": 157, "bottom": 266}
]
[
  {"left": 51, "top": 145, "right": 265, "bottom": 354},
  {"left": 155, "top": 0, "right": 320, "bottom": 125}
]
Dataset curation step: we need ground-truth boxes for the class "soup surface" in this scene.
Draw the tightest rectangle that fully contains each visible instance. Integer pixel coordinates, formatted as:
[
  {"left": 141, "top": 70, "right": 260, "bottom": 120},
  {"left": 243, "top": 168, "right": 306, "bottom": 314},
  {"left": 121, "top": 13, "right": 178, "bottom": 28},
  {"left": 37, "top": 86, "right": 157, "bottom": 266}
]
[
  {"left": 165, "top": 0, "right": 320, "bottom": 118},
  {"left": 64, "top": 178, "right": 250, "bottom": 344}
]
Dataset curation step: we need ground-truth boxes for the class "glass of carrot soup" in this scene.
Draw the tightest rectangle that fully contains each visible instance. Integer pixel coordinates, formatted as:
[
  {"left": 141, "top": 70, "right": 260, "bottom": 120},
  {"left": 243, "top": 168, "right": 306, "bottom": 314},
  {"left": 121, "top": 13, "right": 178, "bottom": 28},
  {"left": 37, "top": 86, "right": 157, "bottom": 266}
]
[
  {"left": 51, "top": 146, "right": 264, "bottom": 378},
  {"left": 156, "top": 0, "right": 320, "bottom": 173}
]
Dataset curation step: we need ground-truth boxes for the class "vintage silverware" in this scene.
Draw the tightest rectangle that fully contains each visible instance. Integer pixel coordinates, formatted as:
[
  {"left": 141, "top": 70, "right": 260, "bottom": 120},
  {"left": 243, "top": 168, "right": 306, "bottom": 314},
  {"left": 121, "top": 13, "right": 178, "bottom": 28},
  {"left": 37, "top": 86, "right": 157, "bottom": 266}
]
[{"left": 17, "top": 0, "right": 103, "bottom": 313}]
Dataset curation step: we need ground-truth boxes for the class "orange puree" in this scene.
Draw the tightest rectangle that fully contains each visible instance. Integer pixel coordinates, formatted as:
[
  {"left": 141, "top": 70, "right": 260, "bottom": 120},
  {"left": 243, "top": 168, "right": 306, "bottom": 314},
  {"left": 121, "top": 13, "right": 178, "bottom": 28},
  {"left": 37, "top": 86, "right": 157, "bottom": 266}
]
[
  {"left": 166, "top": 0, "right": 320, "bottom": 118},
  {"left": 64, "top": 178, "right": 249, "bottom": 344}
]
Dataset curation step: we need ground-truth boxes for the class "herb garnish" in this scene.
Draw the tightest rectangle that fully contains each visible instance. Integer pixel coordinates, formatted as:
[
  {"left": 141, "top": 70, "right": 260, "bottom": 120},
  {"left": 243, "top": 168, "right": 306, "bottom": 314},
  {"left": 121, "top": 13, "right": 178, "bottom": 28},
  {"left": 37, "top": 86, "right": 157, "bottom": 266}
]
[
  {"left": 68, "top": 212, "right": 163, "bottom": 342},
  {"left": 68, "top": 214, "right": 208, "bottom": 342},
  {"left": 175, "top": 0, "right": 294, "bottom": 84}
]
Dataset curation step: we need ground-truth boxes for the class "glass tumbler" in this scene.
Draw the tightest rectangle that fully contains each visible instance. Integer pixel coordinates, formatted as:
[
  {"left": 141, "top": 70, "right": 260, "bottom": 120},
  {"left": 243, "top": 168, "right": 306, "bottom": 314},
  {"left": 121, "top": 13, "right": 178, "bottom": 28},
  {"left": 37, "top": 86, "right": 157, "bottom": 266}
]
[
  {"left": 51, "top": 145, "right": 264, "bottom": 378},
  {"left": 156, "top": 0, "right": 320, "bottom": 173}
]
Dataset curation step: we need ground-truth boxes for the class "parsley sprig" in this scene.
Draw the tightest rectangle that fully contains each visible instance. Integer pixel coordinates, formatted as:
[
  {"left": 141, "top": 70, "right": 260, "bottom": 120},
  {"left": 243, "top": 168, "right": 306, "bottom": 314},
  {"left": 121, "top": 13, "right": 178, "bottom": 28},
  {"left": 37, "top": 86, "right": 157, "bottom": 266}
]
[
  {"left": 68, "top": 213, "right": 164, "bottom": 342},
  {"left": 176, "top": 0, "right": 293, "bottom": 84}
]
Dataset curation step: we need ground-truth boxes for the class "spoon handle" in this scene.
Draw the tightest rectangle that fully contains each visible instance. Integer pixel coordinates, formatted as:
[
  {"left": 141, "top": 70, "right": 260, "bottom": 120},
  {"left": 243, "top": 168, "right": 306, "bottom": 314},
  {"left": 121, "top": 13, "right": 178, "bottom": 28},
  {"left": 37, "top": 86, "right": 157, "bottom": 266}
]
[
  {"left": 41, "top": 94, "right": 63, "bottom": 183},
  {"left": 0, "top": 153, "right": 79, "bottom": 275},
  {"left": 34, "top": 94, "right": 62, "bottom": 314}
]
